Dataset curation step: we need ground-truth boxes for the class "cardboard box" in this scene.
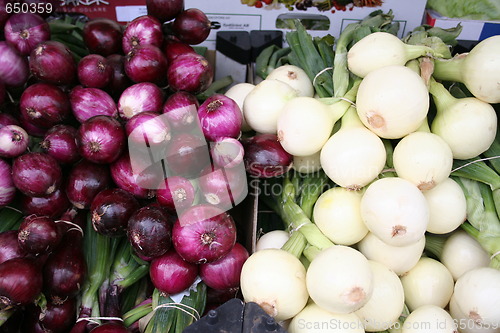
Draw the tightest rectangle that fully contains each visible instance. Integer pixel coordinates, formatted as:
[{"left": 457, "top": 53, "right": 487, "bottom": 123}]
[
  {"left": 57, "top": 0, "right": 147, "bottom": 24},
  {"left": 184, "top": 0, "right": 427, "bottom": 49},
  {"left": 425, "top": 9, "right": 500, "bottom": 42}
]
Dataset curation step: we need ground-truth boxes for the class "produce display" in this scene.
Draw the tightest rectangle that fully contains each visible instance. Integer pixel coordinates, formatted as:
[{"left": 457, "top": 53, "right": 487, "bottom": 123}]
[{"left": 0, "top": 0, "right": 500, "bottom": 333}]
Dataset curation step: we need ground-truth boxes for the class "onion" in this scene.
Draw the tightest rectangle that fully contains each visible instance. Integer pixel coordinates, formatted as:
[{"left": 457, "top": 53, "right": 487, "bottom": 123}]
[
  {"left": 17, "top": 215, "right": 62, "bottom": 255},
  {"left": 0, "top": 0, "right": 10, "bottom": 27},
  {"left": 240, "top": 248, "right": 308, "bottom": 321},
  {"left": 0, "top": 124, "right": 29, "bottom": 158},
  {"left": 358, "top": 232, "right": 425, "bottom": 276},
  {"left": 256, "top": 230, "right": 290, "bottom": 251},
  {"left": 164, "top": 132, "right": 211, "bottom": 178},
  {"left": 20, "top": 188, "right": 70, "bottom": 219},
  {"left": 39, "top": 297, "right": 77, "bottom": 332},
  {"left": 40, "top": 124, "right": 80, "bottom": 165},
  {"left": 198, "top": 164, "right": 247, "bottom": 210},
  {"left": 307, "top": 245, "right": 373, "bottom": 314},
  {"left": 19, "top": 112, "right": 47, "bottom": 137},
  {"left": 126, "top": 111, "right": 171, "bottom": 151},
  {"left": 78, "top": 115, "right": 125, "bottom": 164},
  {"left": 210, "top": 137, "right": 244, "bottom": 169},
  {"left": 29, "top": 41, "right": 77, "bottom": 85},
  {"left": 172, "top": 204, "right": 237, "bottom": 263},
  {"left": 89, "top": 323, "right": 130, "bottom": 333},
  {"left": 266, "top": 65, "right": 314, "bottom": 97},
  {"left": 224, "top": 82, "right": 254, "bottom": 132},
  {"left": 117, "top": 82, "right": 164, "bottom": 120},
  {"left": 12, "top": 152, "right": 62, "bottom": 197},
  {"left": 149, "top": 249, "right": 198, "bottom": 295},
  {"left": 200, "top": 242, "right": 249, "bottom": 290},
  {"left": 197, "top": 93, "right": 242, "bottom": 141},
  {"left": 360, "top": 177, "right": 429, "bottom": 247},
  {"left": 313, "top": 187, "right": 368, "bottom": 246},
  {"left": 0, "top": 158, "right": 16, "bottom": 207},
  {"left": 77, "top": 54, "right": 113, "bottom": 88},
  {"left": 355, "top": 65, "right": 429, "bottom": 139},
  {"left": 241, "top": 133, "right": 293, "bottom": 178},
  {"left": 400, "top": 257, "right": 454, "bottom": 311},
  {"left": 0, "top": 112, "right": 20, "bottom": 129},
  {"left": 69, "top": 86, "right": 118, "bottom": 123},
  {"left": 161, "top": 90, "right": 200, "bottom": 131},
  {"left": 146, "top": 0, "right": 184, "bottom": 23},
  {"left": 156, "top": 175, "right": 196, "bottom": 213},
  {"left": 162, "top": 37, "right": 196, "bottom": 64},
  {"left": 4, "top": 13, "right": 50, "bottom": 56},
  {"left": 83, "top": 18, "right": 123, "bottom": 56},
  {"left": 402, "top": 305, "right": 456, "bottom": 333},
  {"left": 167, "top": 52, "right": 213, "bottom": 94},
  {"left": 124, "top": 44, "right": 168, "bottom": 84},
  {"left": 122, "top": 15, "right": 163, "bottom": 54},
  {"left": 0, "top": 257, "right": 43, "bottom": 307},
  {"left": 171, "top": 8, "right": 211, "bottom": 45},
  {"left": 448, "top": 294, "right": 498, "bottom": 333},
  {"left": 127, "top": 205, "right": 173, "bottom": 259},
  {"left": 0, "top": 231, "right": 27, "bottom": 265},
  {"left": 19, "top": 82, "right": 71, "bottom": 129},
  {"left": 292, "top": 151, "right": 322, "bottom": 174},
  {"left": 0, "top": 41, "right": 29, "bottom": 87},
  {"left": 106, "top": 54, "right": 132, "bottom": 99},
  {"left": 65, "top": 159, "right": 111, "bottom": 209}
]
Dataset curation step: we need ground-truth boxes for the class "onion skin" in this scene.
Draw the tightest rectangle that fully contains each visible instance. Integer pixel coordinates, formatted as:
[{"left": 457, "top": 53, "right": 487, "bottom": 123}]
[
  {"left": 0, "top": 257, "right": 43, "bottom": 307},
  {"left": 146, "top": 0, "right": 184, "bottom": 23},
  {"left": 19, "top": 83, "right": 71, "bottom": 129},
  {"left": 70, "top": 86, "right": 118, "bottom": 123},
  {"left": 0, "top": 158, "right": 16, "bottom": 207},
  {"left": 210, "top": 137, "right": 245, "bottom": 169},
  {"left": 127, "top": 205, "right": 174, "bottom": 259},
  {"left": 172, "top": 8, "right": 211, "bottom": 45},
  {"left": 124, "top": 44, "right": 168, "bottom": 84},
  {"left": 17, "top": 215, "right": 62, "bottom": 255},
  {"left": 106, "top": 54, "right": 132, "bottom": 99},
  {"left": 117, "top": 82, "right": 164, "bottom": 120},
  {"left": 0, "top": 231, "right": 27, "bottom": 265},
  {"left": 161, "top": 90, "right": 200, "bottom": 131},
  {"left": 156, "top": 175, "right": 195, "bottom": 213},
  {"left": 126, "top": 111, "right": 171, "bottom": 148},
  {"left": 199, "top": 164, "right": 247, "bottom": 210},
  {"left": 172, "top": 204, "right": 237, "bottom": 264},
  {"left": 241, "top": 134, "right": 293, "bottom": 178},
  {"left": 40, "top": 124, "right": 80, "bottom": 165},
  {"left": 0, "top": 41, "right": 29, "bottom": 87},
  {"left": 4, "top": 13, "right": 50, "bottom": 56},
  {"left": 0, "top": 124, "right": 29, "bottom": 158},
  {"left": 20, "top": 188, "right": 70, "bottom": 219},
  {"left": 78, "top": 115, "right": 125, "bottom": 164},
  {"left": 12, "top": 152, "right": 62, "bottom": 197},
  {"left": 122, "top": 15, "right": 163, "bottom": 55},
  {"left": 162, "top": 38, "right": 196, "bottom": 64},
  {"left": 89, "top": 323, "right": 130, "bottom": 333},
  {"left": 197, "top": 94, "right": 242, "bottom": 141},
  {"left": 164, "top": 132, "right": 211, "bottom": 178},
  {"left": 200, "top": 242, "right": 249, "bottom": 290},
  {"left": 40, "top": 297, "right": 77, "bottom": 332},
  {"left": 65, "top": 159, "right": 111, "bottom": 209},
  {"left": 167, "top": 52, "right": 213, "bottom": 94},
  {"left": 149, "top": 249, "right": 198, "bottom": 295},
  {"left": 77, "top": 54, "right": 113, "bottom": 89},
  {"left": 29, "top": 41, "right": 77, "bottom": 86},
  {"left": 83, "top": 18, "right": 123, "bottom": 56}
]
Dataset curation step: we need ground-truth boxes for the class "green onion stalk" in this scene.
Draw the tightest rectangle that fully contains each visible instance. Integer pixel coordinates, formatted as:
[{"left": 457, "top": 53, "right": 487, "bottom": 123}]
[{"left": 0, "top": 206, "right": 23, "bottom": 232}]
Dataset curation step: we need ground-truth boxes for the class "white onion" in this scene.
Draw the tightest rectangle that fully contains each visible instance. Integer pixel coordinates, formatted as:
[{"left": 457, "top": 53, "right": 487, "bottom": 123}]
[
  {"left": 402, "top": 305, "right": 457, "bottom": 333},
  {"left": 224, "top": 82, "right": 255, "bottom": 132},
  {"left": 266, "top": 64, "right": 314, "bottom": 97},
  {"left": 255, "top": 230, "right": 290, "bottom": 251},
  {"left": 293, "top": 151, "right": 322, "bottom": 174},
  {"left": 449, "top": 294, "right": 499, "bottom": 333}
]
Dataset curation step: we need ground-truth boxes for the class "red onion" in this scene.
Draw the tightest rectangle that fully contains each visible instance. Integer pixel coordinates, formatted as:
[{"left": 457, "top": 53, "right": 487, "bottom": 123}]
[
  {"left": 172, "top": 204, "right": 237, "bottom": 263},
  {"left": 70, "top": 86, "right": 118, "bottom": 123},
  {"left": 17, "top": 215, "right": 62, "bottom": 255},
  {"left": 127, "top": 205, "right": 173, "bottom": 259},
  {"left": 198, "top": 94, "right": 242, "bottom": 141},
  {"left": 199, "top": 164, "right": 247, "bottom": 210},
  {"left": 165, "top": 132, "right": 211, "bottom": 178},
  {"left": 0, "top": 0, "right": 11, "bottom": 28},
  {"left": 162, "top": 37, "right": 196, "bottom": 64},
  {"left": 106, "top": 54, "right": 132, "bottom": 99},
  {"left": 146, "top": 0, "right": 184, "bottom": 23},
  {"left": 78, "top": 115, "right": 125, "bottom": 164},
  {"left": 19, "top": 82, "right": 71, "bottom": 129},
  {"left": 156, "top": 175, "right": 195, "bottom": 213},
  {"left": 12, "top": 152, "right": 62, "bottom": 197},
  {"left": 89, "top": 323, "right": 130, "bottom": 333},
  {"left": 206, "top": 286, "right": 239, "bottom": 305},
  {"left": 0, "top": 158, "right": 16, "bottom": 207},
  {"left": 172, "top": 8, "right": 211, "bottom": 45},
  {"left": 0, "top": 113, "right": 20, "bottom": 128},
  {"left": 0, "top": 41, "right": 29, "bottom": 87},
  {"left": 4, "top": 13, "right": 50, "bottom": 56},
  {"left": 66, "top": 160, "right": 111, "bottom": 209},
  {"left": 210, "top": 137, "right": 244, "bottom": 169},
  {"left": 200, "top": 242, "right": 249, "bottom": 290},
  {"left": 29, "top": 41, "right": 77, "bottom": 85},
  {"left": 83, "top": 18, "right": 123, "bottom": 56},
  {"left": 40, "top": 124, "right": 80, "bottom": 164},
  {"left": 77, "top": 54, "right": 113, "bottom": 88},
  {"left": 241, "top": 133, "right": 293, "bottom": 178},
  {"left": 0, "top": 124, "right": 29, "bottom": 158},
  {"left": 167, "top": 52, "right": 213, "bottom": 94},
  {"left": 149, "top": 249, "right": 198, "bottom": 295},
  {"left": 0, "top": 257, "right": 43, "bottom": 307},
  {"left": 117, "top": 82, "right": 164, "bottom": 120},
  {"left": 20, "top": 188, "right": 70, "bottom": 219},
  {"left": 19, "top": 112, "right": 47, "bottom": 137},
  {"left": 39, "top": 297, "right": 77, "bottom": 332},
  {"left": 110, "top": 152, "right": 163, "bottom": 199},
  {"left": 90, "top": 188, "right": 140, "bottom": 237},
  {"left": 126, "top": 111, "right": 171, "bottom": 147},
  {"left": 0, "top": 231, "right": 27, "bottom": 265},
  {"left": 122, "top": 15, "right": 163, "bottom": 54},
  {"left": 161, "top": 90, "right": 200, "bottom": 131},
  {"left": 124, "top": 44, "right": 167, "bottom": 84}
]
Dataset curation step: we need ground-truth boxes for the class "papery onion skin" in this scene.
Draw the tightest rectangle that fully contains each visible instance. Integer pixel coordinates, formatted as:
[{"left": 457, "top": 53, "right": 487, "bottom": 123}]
[
  {"left": 65, "top": 159, "right": 111, "bottom": 209},
  {"left": 4, "top": 13, "right": 51, "bottom": 56},
  {"left": 171, "top": 8, "right": 211, "bottom": 45},
  {"left": 12, "top": 152, "right": 62, "bottom": 197},
  {"left": 0, "top": 158, "right": 16, "bottom": 207},
  {"left": 197, "top": 94, "right": 242, "bottom": 141},
  {"left": 40, "top": 124, "right": 80, "bottom": 165},
  {"left": 0, "top": 124, "right": 29, "bottom": 158},
  {"left": 78, "top": 115, "right": 125, "bottom": 164},
  {"left": 0, "top": 231, "right": 27, "bottom": 265},
  {"left": 70, "top": 86, "right": 118, "bottom": 123},
  {"left": 149, "top": 249, "right": 198, "bottom": 295},
  {"left": 83, "top": 18, "right": 123, "bottom": 56},
  {"left": 210, "top": 137, "right": 245, "bottom": 169},
  {"left": 124, "top": 44, "right": 168, "bottom": 85},
  {"left": 29, "top": 41, "right": 77, "bottom": 86},
  {"left": 198, "top": 164, "right": 247, "bottom": 210},
  {"left": 0, "top": 257, "right": 43, "bottom": 306},
  {"left": 20, "top": 188, "right": 70, "bottom": 219},
  {"left": 164, "top": 132, "right": 211, "bottom": 178},
  {"left": 156, "top": 175, "right": 195, "bottom": 213},
  {"left": 77, "top": 54, "right": 113, "bottom": 89},
  {"left": 39, "top": 297, "right": 77, "bottom": 333},
  {"left": 17, "top": 215, "right": 62, "bottom": 255},
  {"left": 161, "top": 90, "right": 200, "bottom": 131},
  {"left": 122, "top": 15, "right": 163, "bottom": 54},
  {"left": 167, "top": 53, "right": 213, "bottom": 94},
  {"left": 118, "top": 82, "right": 164, "bottom": 120},
  {"left": 0, "top": 41, "right": 29, "bottom": 87}
]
